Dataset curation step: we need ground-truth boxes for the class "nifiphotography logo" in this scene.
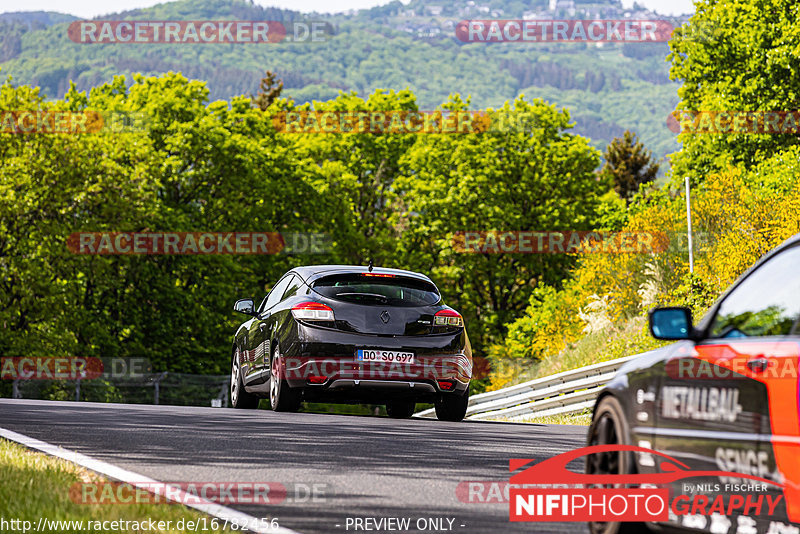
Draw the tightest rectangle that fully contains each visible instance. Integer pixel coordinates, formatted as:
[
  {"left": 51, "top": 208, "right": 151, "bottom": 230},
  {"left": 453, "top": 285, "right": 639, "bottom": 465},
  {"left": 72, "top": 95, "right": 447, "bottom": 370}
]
[{"left": 508, "top": 445, "right": 782, "bottom": 523}]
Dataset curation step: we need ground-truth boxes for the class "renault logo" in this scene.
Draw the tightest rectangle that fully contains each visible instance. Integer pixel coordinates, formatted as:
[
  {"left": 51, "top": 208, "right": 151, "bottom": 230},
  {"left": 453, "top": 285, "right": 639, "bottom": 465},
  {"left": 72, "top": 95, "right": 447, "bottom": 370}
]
[{"left": 380, "top": 310, "right": 391, "bottom": 324}]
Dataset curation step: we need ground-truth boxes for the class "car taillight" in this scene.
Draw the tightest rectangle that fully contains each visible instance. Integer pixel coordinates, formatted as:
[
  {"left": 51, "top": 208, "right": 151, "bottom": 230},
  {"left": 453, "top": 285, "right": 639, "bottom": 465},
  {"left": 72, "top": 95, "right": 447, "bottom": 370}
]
[
  {"left": 291, "top": 302, "right": 335, "bottom": 322},
  {"left": 437, "top": 379, "right": 455, "bottom": 390},
  {"left": 434, "top": 309, "right": 463, "bottom": 328}
]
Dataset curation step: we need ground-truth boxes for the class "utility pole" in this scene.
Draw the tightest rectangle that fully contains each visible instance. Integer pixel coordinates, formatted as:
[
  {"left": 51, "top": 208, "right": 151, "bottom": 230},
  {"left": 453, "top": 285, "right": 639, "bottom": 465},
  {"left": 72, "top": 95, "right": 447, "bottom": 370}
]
[{"left": 685, "top": 176, "right": 694, "bottom": 273}]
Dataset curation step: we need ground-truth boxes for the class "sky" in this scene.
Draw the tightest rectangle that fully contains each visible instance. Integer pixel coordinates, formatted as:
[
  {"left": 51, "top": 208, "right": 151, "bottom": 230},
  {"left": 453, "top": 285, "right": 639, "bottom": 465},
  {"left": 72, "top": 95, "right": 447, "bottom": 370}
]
[{"left": 0, "top": 0, "right": 695, "bottom": 18}]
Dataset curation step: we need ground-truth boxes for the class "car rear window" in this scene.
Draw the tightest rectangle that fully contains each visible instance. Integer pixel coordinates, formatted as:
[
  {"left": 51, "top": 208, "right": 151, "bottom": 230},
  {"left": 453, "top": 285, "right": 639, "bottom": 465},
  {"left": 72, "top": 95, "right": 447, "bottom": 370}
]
[{"left": 311, "top": 274, "right": 440, "bottom": 307}]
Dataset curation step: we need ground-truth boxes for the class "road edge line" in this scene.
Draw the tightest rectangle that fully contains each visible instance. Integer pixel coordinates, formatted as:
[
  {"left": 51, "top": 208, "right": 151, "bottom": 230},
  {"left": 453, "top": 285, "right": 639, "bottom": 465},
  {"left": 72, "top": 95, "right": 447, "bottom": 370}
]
[{"left": 0, "top": 426, "right": 300, "bottom": 534}]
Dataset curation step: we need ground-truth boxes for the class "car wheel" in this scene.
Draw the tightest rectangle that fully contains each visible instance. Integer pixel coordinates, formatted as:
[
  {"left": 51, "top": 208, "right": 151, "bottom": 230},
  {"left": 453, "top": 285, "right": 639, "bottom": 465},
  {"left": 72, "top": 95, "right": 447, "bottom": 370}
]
[
  {"left": 269, "top": 344, "right": 302, "bottom": 412},
  {"left": 434, "top": 388, "right": 469, "bottom": 422},
  {"left": 386, "top": 400, "right": 416, "bottom": 418},
  {"left": 230, "top": 347, "right": 260, "bottom": 409},
  {"left": 586, "top": 395, "right": 645, "bottom": 534}
]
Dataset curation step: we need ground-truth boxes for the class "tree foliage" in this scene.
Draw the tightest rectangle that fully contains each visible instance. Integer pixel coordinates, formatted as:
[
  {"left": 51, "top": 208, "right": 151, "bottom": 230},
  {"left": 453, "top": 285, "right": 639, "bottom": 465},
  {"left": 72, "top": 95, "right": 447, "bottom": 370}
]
[
  {"left": 395, "top": 96, "right": 607, "bottom": 352},
  {"left": 252, "top": 70, "right": 284, "bottom": 111},
  {"left": 0, "top": 73, "right": 328, "bottom": 373},
  {"left": 601, "top": 130, "right": 659, "bottom": 203},
  {"left": 0, "top": 0, "right": 682, "bottom": 164},
  {"left": 668, "top": 0, "right": 800, "bottom": 181},
  {"left": 0, "top": 74, "right": 612, "bottom": 387}
]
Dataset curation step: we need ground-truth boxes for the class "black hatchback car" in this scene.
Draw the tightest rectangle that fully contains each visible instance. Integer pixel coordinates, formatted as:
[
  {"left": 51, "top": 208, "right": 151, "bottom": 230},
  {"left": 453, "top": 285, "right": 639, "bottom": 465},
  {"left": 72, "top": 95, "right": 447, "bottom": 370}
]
[{"left": 230, "top": 265, "right": 473, "bottom": 421}]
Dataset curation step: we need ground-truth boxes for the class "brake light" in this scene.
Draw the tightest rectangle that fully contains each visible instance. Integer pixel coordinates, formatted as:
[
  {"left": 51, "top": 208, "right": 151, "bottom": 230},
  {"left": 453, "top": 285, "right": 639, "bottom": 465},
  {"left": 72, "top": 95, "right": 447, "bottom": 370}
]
[
  {"left": 434, "top": 309, "right": 463, "bottom": 327},
  {"left": 307, "top": 376, "right": 327, "bottom": 384},
  {"left": 437, "top": 380, "right": 455, "bottom": 390},
  {"left": 361, "top": 273, "right": 395, "bottom": 278},
  {"left": 291, "top": 302, "right": 335, "bottom": 321}
]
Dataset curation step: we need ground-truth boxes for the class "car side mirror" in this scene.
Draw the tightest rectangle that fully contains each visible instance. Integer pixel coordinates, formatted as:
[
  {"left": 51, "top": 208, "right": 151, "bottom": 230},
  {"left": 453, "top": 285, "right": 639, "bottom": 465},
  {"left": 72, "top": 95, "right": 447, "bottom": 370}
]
[
  {"left": 649, "top": 307, "right": 695, "bottom": 340},
  {"left": 234, "top": 298, "right": 256, "bottom": 316}
]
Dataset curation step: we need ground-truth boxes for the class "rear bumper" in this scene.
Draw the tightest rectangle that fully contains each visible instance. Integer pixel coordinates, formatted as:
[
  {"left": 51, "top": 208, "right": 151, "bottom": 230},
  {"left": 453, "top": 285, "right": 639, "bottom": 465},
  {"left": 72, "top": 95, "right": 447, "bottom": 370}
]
[
  {"left": 298, "top": 375, "right": 467, "bottom": 404},
  {"left": 279, "top": 324, "right": 472, "bottom": 401},
  {"left": 281, "top": 353, "right": 471, "bottom": 388}
]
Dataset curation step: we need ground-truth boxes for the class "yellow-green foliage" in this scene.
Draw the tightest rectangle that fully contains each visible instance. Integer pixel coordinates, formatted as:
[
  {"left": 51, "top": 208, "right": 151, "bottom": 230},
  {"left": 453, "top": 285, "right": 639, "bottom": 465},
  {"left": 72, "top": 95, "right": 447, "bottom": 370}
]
[
  {"left": 486, "top": 148, "right": 800, "bottom": 390},
  {"left": 692, "top": 153, "right": 800, "bottom": 291}
]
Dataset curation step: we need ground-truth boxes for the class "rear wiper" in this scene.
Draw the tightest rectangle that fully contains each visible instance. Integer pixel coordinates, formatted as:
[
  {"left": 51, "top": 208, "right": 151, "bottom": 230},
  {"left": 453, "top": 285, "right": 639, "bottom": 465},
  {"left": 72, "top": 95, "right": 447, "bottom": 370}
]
[{"left": 336, "top": 292, "right": 389, "bottom": 303}]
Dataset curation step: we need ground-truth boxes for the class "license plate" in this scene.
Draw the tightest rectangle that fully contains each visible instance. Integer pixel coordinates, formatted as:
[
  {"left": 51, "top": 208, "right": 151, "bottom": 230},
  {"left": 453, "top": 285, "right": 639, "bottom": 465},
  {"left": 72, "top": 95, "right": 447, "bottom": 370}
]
[{"left": 356, "top": 349, "right": 415, "bottom": 364}]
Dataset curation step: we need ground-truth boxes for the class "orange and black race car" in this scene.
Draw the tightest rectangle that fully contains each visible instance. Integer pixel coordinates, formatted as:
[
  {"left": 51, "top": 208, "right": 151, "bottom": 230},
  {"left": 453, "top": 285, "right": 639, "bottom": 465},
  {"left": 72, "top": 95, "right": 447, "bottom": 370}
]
[{"left": 587, "top": 233, "right": 800, "bottom": 534}]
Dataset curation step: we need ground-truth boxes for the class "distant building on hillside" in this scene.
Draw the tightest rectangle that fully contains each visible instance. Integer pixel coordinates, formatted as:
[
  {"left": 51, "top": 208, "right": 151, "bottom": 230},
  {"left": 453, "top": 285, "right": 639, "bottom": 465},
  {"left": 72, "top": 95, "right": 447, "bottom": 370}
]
[{"left": 549, "top": 0, "right": 576, "bottom": 15}]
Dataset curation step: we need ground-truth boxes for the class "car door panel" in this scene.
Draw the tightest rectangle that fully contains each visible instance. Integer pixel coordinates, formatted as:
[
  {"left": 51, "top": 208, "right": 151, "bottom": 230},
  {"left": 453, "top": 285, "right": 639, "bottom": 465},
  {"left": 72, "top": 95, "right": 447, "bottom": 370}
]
[
  {"left": 244, "top": 317, "right": 269, "bottom": 385},
  {"left": 247, "top": 274, "right": 296, "bottom": 382},
  {"left": 692, "top": 339, "right": 800, "bottom": 524}
]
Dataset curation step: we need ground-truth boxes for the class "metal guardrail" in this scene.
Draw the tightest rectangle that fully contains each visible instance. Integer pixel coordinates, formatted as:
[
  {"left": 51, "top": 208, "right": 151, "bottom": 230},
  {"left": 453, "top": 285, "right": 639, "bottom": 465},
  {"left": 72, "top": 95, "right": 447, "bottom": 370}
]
[{"left": 415, "top": 355, "right": 636, "bottom": 421}]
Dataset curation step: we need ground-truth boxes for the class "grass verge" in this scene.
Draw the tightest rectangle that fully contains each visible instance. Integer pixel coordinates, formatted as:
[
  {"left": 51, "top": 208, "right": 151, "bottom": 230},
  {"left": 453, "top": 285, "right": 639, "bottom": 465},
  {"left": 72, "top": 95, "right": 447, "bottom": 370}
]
[
  {"left": 0, "top": 438, "right": 234, "bottom": 533},
  {"left": 489, "top": 316, "right": 666, "bottom": 389},
  {"left": 488, "top": 409, "right": 592, "bottom": 426},
  {"left": 482, "top": 317, "right": 667, "bottom": 425}
]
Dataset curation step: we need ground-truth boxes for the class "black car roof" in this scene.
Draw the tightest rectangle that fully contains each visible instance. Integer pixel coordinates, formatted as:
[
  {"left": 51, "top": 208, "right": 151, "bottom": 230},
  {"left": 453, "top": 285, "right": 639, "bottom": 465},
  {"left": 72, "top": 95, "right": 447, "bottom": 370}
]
[{"left": 288, "top": 265, "right": 434, "bottom": 285}]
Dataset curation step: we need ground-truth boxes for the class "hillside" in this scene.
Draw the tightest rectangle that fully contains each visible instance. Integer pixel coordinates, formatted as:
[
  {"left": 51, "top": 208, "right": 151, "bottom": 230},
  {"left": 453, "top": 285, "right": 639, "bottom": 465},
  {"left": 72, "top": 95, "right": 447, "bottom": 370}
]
[
  {"left": 0, "top": 0, "right": 688, "bottom": 164},
  {"left": 0, "top": 11, "right": 77, "bottom": 26}
]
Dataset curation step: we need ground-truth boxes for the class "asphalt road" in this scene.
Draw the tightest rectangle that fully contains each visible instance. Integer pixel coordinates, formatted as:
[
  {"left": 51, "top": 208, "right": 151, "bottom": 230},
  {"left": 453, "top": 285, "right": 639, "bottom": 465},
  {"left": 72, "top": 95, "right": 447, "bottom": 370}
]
[{"left": 0, "top": 399, "right": 588, "bottom": 534}]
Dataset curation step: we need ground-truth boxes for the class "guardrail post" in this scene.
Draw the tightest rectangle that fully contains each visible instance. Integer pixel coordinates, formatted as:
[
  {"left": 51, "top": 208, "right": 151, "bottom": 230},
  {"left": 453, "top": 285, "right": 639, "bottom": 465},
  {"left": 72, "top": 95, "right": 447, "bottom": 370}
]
[
  {"left": 75, "top": 379, "right": 81, "bottom": 402},
  {"left": 219, "top": 381, "right": 229, "bottom": 408},
  {"left": 153, "top": 372, "right": 168, "bottom": 405}
]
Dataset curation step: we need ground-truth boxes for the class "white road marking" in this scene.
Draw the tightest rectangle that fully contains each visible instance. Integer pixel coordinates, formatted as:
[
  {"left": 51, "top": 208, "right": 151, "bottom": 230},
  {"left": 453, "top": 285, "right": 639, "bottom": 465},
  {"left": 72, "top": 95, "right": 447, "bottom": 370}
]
[{"left": 0, "top": 426, "right": 301, "bottom": 534}]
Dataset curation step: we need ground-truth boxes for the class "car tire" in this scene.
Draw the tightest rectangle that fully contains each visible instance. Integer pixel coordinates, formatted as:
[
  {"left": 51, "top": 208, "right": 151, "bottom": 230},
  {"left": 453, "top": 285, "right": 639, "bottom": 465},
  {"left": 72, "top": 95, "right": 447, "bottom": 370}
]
[
  {"left": 230, "top": 347, "right": 260, "bottom": 409},
  {"left": 386, "top": 400, "right": 416, "bottom": 418},
  {"left": 434, "top": 388, "right": 469, "bottom": 422},
  {"left": 586, "top": 395, "right": 646, "bottom": 534},
  {"left": 269, "top": 344, "right": 302, "bottom": 412}
]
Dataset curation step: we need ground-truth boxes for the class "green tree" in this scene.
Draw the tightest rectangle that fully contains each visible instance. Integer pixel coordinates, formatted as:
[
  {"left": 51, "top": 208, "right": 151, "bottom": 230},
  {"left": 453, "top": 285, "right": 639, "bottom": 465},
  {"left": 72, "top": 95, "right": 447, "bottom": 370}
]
[
  {"left": 290, "top": 89, "right": 419, "bottom": 265},
  {"left": 252, "top": 70, "right": 284, "bottom": 111},
  {"left": 601, "top": 130, "right": 659, "bottom": 203},
  {"left": 396, "top": 95, "right": 607, "bottom": 354},
  {"left": 0, "top": 73, "right": 330, "bottom": 376},
  {"left": 668, "top": 0, "right": 800, "bottom": 182}
]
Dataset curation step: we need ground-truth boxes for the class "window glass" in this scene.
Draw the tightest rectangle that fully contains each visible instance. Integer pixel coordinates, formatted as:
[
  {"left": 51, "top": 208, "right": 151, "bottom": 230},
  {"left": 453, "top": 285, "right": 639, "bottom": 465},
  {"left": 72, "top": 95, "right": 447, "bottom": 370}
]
[
  {"left": 282, "top": 275, "right": 304, "bottom": 300},
  {"left": 260, "top": 275, "right": 294, "bottom": 312},
  {"left": 312, "top": 274, "right": 440, "bottom": 307},
  {"left": 709, "top": 246, "right": 800, "bottom": 338}
]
